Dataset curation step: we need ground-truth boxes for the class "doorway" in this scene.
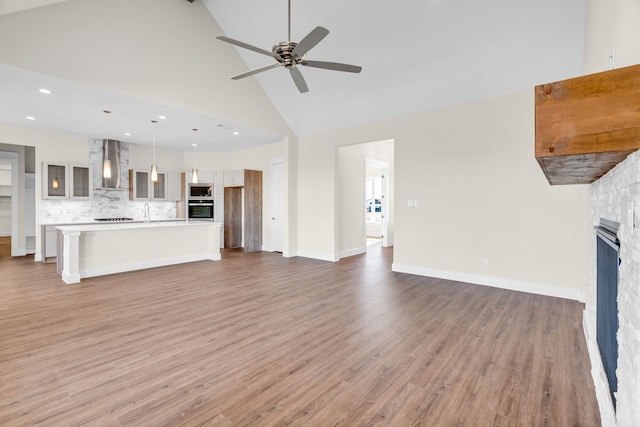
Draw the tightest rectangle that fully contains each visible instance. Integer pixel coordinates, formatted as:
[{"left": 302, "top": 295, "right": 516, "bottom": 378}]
[
  {"left": 0, "top": 152, "right": 19, "bottom": 257},
  {"left": 336, "top": 139, "right": 394, "bottom": 259}
]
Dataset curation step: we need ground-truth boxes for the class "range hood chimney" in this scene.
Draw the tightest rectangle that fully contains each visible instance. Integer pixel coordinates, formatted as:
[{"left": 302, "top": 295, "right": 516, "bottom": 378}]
[{"left": 101, "top": 139, "right": 122, "bottom": 189}]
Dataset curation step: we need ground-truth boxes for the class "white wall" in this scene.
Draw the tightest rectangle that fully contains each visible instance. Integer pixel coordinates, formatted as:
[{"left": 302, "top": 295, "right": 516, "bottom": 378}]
[
  {"left": 584, "top": 0, "right": 640, "bottom": 73},
  {"left": 583, "top": 0, "right": 640, "bottom": 425},
  {"left": 0, "top": 0, "right": 293, "bottom": 139},
  {"left": 297, "top": 90, "right": 591, "bottom": 300}
]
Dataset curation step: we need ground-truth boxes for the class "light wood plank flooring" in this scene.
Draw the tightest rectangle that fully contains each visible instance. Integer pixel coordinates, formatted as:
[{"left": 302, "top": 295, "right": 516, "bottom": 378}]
[
  {"left": 0, "top": 248, "right": 600, "bottom": 426},
  {"left": 0, "top": 236, "right": 10, "bottom": 257}
]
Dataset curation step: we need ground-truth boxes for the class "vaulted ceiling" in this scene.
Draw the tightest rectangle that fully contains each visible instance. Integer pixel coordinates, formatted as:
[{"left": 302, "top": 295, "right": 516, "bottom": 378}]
[{"left": 0, "top": 0, "right": 586, "bottom": 150}]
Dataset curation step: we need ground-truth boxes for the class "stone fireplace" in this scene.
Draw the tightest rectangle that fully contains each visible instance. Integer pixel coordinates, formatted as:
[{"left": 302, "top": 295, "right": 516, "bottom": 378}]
[{"left": 588, "top": 151, "right": 640, "bottom": 426}]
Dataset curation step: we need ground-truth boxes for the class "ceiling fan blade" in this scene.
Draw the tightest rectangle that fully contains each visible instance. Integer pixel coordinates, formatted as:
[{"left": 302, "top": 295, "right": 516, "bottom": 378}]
[
  {"left": 292, "top": 26, "right": 329, "bottom": 58},
  {"left": 301, "top": 60, "right": 362, "bottom": 73},
  {"left": 216, "top": 36, "right": 273, "bottom": 57},
  {"left": 289, "top": 67, "right": 309, "bottom": 93},
  {"left": 232, "top": 63, "right": 282, "bottom": 80}
]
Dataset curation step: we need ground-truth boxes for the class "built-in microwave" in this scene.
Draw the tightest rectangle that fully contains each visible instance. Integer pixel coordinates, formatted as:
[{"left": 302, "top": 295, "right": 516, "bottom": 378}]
[
  {"left": 188, "top": 200, "right": 214, "bottom": 220},
  {"left": 188, "top": 183, "right": 213, "bottom": 199}
]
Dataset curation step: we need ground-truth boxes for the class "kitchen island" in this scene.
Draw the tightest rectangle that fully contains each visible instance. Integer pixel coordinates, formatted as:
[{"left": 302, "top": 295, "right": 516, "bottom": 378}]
[{"left": 56, "top": 221, "right": 221, "bottom": 284}]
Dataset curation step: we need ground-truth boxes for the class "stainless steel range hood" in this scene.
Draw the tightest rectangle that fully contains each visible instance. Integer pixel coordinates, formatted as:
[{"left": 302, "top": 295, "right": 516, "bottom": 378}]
[
  {"left": 89, "top": 138, "right": 129, "bottom": 191},
  {"left": 102, "top": 139, "right": 120, "bottom": 189}
]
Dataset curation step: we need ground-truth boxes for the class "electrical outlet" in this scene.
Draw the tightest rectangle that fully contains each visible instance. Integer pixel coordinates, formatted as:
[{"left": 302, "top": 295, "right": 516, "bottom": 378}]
[{"left": 482, "top": 258, "right": 489, "bottom": 268}]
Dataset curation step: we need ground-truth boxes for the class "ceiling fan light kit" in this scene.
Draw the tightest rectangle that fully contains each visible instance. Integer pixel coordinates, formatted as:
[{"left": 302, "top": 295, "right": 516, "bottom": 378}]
[{"left": 217, "top": 0, "right": 362, "bottom": 93}]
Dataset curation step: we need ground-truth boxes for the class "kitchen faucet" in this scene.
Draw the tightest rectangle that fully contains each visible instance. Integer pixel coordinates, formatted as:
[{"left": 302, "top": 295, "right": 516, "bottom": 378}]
[{"left": 144, "top": 202, "right": 150, "bottom": 224}]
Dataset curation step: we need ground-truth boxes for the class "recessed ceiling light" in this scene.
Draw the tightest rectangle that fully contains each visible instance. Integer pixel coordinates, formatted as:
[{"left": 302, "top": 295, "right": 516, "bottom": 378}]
[
  {"left": 192, "top": 143, "right": 198, "bottom": 147},
  {"left": 39, "top": 88, "right": 53, "bottom": 95},
  {"left": 233, "top": 131, "right": 240, "bottom": 135},
  {"left": 25, "top": 116, "right": 36, "bottom": 120},
  {"left": 158, "top": 115, "right": 167, "bottom": 120},
  {"left": 124, "top": 132, "right": 132, "bottom": 136}
]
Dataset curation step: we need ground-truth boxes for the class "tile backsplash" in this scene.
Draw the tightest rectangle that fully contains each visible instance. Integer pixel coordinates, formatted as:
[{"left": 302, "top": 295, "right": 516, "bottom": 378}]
[
  {"left": 40, "top": 139, "right": 177, "bottom": 223},
  {"left": 39, "top": 190, "right": 176, "bottom": 224}
]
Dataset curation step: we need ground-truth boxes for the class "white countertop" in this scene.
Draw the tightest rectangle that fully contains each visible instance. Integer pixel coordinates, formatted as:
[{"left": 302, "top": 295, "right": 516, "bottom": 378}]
[
  {"left": 56, "top": 220, "right": 218, "bottom": 233},
  {"left": 41, "top": 218, "right": 187, "bottom": 226}
]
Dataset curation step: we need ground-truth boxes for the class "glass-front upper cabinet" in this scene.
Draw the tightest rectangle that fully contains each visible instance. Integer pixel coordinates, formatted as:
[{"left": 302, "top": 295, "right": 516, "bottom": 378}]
[
  {"left": 129, "top": 170, "right": 150, "bottom": 200},
  {"left": 70, "top": 164, "right": 91, "bottom": 199},
  {"left": 129, "top": 169, "right": 168, "bottom": 200},
  {"left": 42, "top": 162, "right": 68, "bottom": 199},
  {"left": 151, "top": 172, "right": 167, "bottom": 200},
  {"left": 42, "top": 162, "right": 92, "bottom": 200}
]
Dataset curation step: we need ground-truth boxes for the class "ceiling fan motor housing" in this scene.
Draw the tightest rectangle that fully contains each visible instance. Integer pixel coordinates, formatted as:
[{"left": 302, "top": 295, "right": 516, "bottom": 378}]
[{"left": 273, "top": 42, "right": 303, "bottom": 67}]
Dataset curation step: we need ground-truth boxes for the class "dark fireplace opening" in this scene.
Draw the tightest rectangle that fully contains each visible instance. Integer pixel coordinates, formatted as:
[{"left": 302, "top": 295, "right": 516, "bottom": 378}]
[{"left": 595, "top": 218, "right": 620, "bottom": 410}]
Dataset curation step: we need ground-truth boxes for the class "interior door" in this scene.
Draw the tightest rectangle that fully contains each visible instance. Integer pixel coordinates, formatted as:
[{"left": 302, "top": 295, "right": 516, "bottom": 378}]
[
  {"left": 224, "top": 187, "right": 242, "bottom": 248},
  {"left": 270, "top": 161, "right": 285, "bottom": 252}
]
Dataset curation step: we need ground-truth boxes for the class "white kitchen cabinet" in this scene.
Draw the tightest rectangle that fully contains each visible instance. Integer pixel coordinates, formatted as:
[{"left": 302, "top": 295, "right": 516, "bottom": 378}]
[
  {"left": 129, "top": 169, "right": 150, "bottom": 200},
  {"left": 224, "top": 170, "right": 244, "bottom": 187},
  {"left": 70, "top": 164, "right": 91, "bottom": 199},
  {"left": 167, "top": 172, "right": 184, "bottom": 202},
  {"left": 130, "top": 169, "right": 169, "bottom": 200},
  {"left": 197, "top": 171, "right": 214, "bottom": 184},
  {"left": 151, "top": 172, "right": 167, "bottom": 201},
  {"left": 45, "top": 225, "right": 58, "bottom": 259},
  {"left": 42, "top": 162, "right": 69, "bottom": 199},
  {"left": 43, "top": 162, "right": 91, "bottom": 200}
]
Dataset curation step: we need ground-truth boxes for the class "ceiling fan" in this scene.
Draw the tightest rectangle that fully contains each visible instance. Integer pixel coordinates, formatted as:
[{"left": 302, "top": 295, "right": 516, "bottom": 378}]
[{"left": 216, "top": 0, "right": 362, "bottom": 93}]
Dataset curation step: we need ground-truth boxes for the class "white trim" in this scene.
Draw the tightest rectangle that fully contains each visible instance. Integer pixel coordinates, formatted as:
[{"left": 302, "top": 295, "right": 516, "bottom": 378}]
[
  {"left": 62, "top": 271, "right": 81, "bottom": 285},
  {"left": 295, "top": 250, "right": 339, "bottom": 262},
  {"left": 0, "top": 152, "right": 19, "bottom": 256},
  {"left": 391, "top": 263, "right": 584, "bottom": 302},
  {"left": 339, "top": 246, "right": 366, "bottom": 259},
  {"left": 78, "top": 253, "right": 221, "bottom": 282},
  {"left": 583, "top": 315, "right": 617, "bottom": 426}
]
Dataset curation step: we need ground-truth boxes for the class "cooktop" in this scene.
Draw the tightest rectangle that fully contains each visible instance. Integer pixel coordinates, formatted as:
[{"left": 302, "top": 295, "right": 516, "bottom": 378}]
[{"left": 94, "top": 217, "right": 134, "bottom": 222}]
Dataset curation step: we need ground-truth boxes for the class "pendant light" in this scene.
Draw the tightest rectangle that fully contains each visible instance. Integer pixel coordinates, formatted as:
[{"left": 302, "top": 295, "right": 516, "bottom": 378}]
[
  {"left": 150, "top": 119, "right": 158, "bottom": 183},
  {"left": 103, "top": 109, "right": 112, "bottom": 179},
  {"left": 191, "top": 128, "right": 199, "bottom": 184}
]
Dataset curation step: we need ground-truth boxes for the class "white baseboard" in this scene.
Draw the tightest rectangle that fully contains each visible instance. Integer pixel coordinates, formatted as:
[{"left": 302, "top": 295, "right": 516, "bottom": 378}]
[
  {"left": 295, "top": 250, "right": 339, "bottom": 262},
  {"left": 80, "top": 253, "right": 221, "bottom": 282},
  {"left": 339, "top": 246, "right": 366, "bottom": 259},
  {"left": 34, "top": 253, "right": 43, "bottom": 262},
  {"left": 12, "top": 248, "right": 27, "bottom": 257},
  {"left": 391, "top": 263, "right": 584, "bottom": 302}
]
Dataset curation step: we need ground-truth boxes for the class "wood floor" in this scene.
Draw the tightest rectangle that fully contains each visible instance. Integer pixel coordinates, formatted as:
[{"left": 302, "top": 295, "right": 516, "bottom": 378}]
[
  {"left": 0, "top": 236, "right": 10, "bottom": 257},
  {"left": 0, "top": 248, "right": 600, "bottom": 426}
]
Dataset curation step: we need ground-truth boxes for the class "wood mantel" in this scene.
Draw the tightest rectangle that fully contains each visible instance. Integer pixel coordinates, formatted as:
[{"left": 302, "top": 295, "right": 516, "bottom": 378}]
[{"left": 535, "top": 63, "right": 640, "bottom": 185}]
